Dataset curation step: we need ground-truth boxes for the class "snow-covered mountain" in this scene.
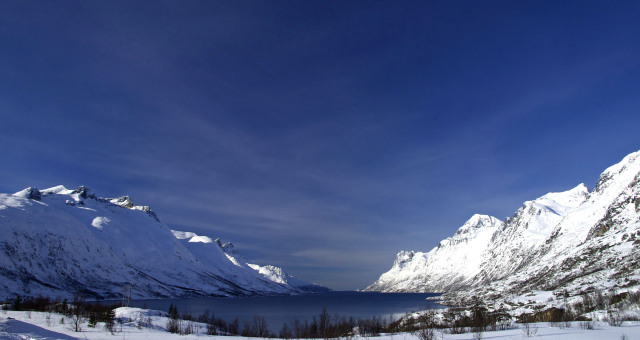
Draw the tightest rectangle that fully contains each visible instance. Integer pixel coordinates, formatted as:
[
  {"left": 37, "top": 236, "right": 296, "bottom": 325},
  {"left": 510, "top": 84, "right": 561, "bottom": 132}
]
[
  {"left": 172, "top": 231, "right": 329, "bottom": 293},
  {"left": 366, "top": 214, "right": 504, "bottom": 293},
  {"left": 0, "top": 185, "right": 329, "bottom": 299},
  {"left": 367, "top": 150, "right": 640, "bottom": 301}
]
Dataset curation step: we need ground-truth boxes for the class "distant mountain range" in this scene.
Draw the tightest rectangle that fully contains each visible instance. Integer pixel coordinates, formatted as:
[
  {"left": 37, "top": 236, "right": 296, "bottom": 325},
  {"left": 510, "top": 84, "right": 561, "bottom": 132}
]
[
  {"left": 367, "top": 150, "right": 640, "bottom": 304},
  {"left": 0, "top": 186, "right": 329, "bottom": 299}
]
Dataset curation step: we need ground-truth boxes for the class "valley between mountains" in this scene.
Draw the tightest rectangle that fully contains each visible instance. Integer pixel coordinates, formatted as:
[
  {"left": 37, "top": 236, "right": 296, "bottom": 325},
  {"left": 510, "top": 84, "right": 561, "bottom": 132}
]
[{"left": 2, "top": 150, "right": 640, "bottom": 317}]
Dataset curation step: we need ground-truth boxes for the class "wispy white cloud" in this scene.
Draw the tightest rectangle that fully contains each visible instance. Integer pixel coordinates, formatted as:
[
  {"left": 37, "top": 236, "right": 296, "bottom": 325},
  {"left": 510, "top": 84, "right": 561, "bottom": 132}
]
[{"left": 2, "top": 1, "right": 640, "bottom": 290}]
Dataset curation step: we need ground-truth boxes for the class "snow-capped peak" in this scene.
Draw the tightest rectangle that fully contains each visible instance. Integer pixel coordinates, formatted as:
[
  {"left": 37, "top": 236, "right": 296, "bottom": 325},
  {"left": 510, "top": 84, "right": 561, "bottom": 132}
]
[
  {"left": 109, "top": 196, "right": 134, "bottom": 208},
  {"left": 366, "top": 149, "right": 640, "bottom": 304},
  {"left": 537, "top": 183, "right": 589, "bottom": 208},
  {"left": 12, "top": 187, "right": 42, "bottom": 201},
  {"left": 594, "top": 150, "right": 640, "bottom": 194},
  {"left": 0, "top": 186, "right": 329, "bottom": 298},
  {"left": 453, "top": 214, "right": 502, "bottom": 236},
  {"left": 39, "top": 185, "right": 73, "bottom": 195}
]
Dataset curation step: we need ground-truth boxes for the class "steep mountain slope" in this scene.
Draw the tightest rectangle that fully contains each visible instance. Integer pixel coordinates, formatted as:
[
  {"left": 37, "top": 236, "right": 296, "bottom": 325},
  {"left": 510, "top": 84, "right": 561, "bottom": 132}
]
[
  {"left": 247, "top": 264, "right": 332, "bottom": 293},
  {"left": 366, "top": 150, "right": 640, "bottom": 301},
  {"left": 366, "top": 214, "right": 504, "bottom": 292},
  {"left": 0, "top": 186, "right": 328, "bottom": 299},
  {"left": 171, "top": 230, "right": 329, "bottom": 293}
]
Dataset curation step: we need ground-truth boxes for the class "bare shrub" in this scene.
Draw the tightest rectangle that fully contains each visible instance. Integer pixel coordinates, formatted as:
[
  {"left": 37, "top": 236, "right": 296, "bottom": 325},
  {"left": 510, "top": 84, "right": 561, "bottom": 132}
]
[
  {"left": 252, "top": 314, "right": 270, "bottom": 338},
  {"left": 279, "top": 322, "right": 293, "bottom": 340},
  {"left": 166, "top": 318, "right": 182, "bottom": 334},
  {"left": 496, "top": 318, "right": 513, "bottom": 331},
  {"left": 183, "top": 320, "right": 194, "bottom": 335},
  {"left": 607, "top": 311, "right": 623, "bottom": 327},
  {"left": 229, "top": 317, "right": 239, "bottom": 335},
  {"left": 443, "top": 308, "right": 467, "bottom": 334},
  {"left": 521, "top": 323, "right": 538, "bottom": 337},
  {"left": 104, "top": 315, "right": 115, "bottom": 334},
  {"left": 415, "top": 310, "right": 437, "bottom": 340},
  {"left": 69, "top": 293, "right": 85, "bottom": 332},
  {"left": 579, "top": 320, "right": 594, "bottom": 330},
  {"left": 593, "top": 289, "right": 607, "bottom": 310}
]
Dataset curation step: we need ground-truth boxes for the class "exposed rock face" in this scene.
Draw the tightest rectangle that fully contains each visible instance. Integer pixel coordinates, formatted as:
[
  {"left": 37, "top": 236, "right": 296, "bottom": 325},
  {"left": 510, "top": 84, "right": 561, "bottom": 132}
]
[
  {"left": 109, "top": 196, "right": 134, "bottom": 208},
  {"left": 366, "top": 150, "right": 640, "bottom": 302}
]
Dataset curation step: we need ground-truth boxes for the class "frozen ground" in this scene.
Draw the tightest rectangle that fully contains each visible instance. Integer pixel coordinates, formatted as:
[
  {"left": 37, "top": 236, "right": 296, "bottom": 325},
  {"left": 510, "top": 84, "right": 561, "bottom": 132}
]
[{"left": 1, "top": 308, "right": 640, "bottom": 340}]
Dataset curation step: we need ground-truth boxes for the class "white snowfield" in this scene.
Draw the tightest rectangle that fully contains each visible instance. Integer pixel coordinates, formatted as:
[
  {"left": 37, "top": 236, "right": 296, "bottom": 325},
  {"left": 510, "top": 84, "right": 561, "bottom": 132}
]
[
  {"left": 367, "top": 150, "right": 640, "bottom": 308},
  {"left": 0, "top": 186, "right": 327, "bottom": 299},
  {"left": 0, "top": 309, "right": 639, "bottom": 340}
]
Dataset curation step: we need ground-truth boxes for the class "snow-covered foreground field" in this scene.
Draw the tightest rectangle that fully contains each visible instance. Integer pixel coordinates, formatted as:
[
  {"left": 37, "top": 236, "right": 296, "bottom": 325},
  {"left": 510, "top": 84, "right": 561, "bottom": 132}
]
[{"left": 1, "top": 308, "right": 639, "bottom": 340}]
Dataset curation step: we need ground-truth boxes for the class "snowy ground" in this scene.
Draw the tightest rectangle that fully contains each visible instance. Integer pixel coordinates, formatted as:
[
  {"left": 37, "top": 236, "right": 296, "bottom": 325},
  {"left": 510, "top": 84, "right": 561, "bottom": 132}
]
[{"left": 1, "top": 308, "right": 640, "bottom": 340}]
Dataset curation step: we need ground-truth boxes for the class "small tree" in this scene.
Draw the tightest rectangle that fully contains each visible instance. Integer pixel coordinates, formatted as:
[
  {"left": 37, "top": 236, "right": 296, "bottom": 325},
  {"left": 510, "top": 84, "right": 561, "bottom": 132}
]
[
  {"left": 59, "top": 298, "right": 68, "bottom": 315},
  {"left": 168, "top": 303, "right": 179, "bottom": 319},
  {"left": 607, "top": 310, "right": 623, "bottom": 327},
  {"left": 166, "top": 318, "right": 182, "bottom": 334},
  {"left": 280, "top": 322, "right": 293, "bottom": 339},
  {"left": 166, "top": 303, "right": 183, "bottom": 334},
  {"left": 252, "top": 314, "right": 269, "bottom": 338},
  {"left": 104, "top": 309, "right": 116, "bottom": 334},
  {"left": 415, "top": 310, "right": 437, "bottom": 340},
  {"left": 12, "top": 295, "right": 21, "bottom": 311},
  {"left": 229, "top": 317, "right": 239, "bottom": 335},
  {"left": 470, "top": 297, "right": 488, "bottom": 332},
  {"left": 521, "top": 322, "right": 538, "bottom": 337},
  {"left": 70, "top": 294, "right": 86, "bottom": 332},
  {"left": 183, "top": 320, "right": 194, "bottom": 335},
  {"left": 88, "top": 313, "right": 97, "bottom": 328},
  {"left": 207, "top": 318, "right": 218, "bottom": 335},
  {"left": 319, "top": 307, "right": 330, "bottom": 339}
]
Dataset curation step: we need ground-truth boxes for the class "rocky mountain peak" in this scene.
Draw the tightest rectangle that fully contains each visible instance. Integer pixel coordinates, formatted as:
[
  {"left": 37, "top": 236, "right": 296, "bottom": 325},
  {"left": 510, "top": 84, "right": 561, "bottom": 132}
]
[
  {"left": 455, "top": 214, "right": 502, "bottom": 235},
  {"left": 109, "top": 196, "right": 134, "bottom": 208},
  {"left": 216, "top": 239, "right": 238, "bottom": 255},
  {"left": 13, "top": 187, "right": 41, "bottom": 201},
  {"left": 594, "top": 150, "right": 640, "bottom": 194},
  {"left": 393, "top": 250, "right": 416, "bottom": 267},
  {"left": 74, "top": 185, "right": 95, "bottom": 199},
  {"left": 366, "top": 149, "right": 640, "bottom": 301}
]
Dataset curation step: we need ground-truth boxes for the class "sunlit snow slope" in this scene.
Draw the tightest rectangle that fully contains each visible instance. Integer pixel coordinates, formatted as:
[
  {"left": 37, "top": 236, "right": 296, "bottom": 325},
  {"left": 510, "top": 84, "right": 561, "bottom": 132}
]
[
  {"left": 367, "top": 150, "right": 640, "bottom": 299},
  {"left": 0, "top": 186, "right": 328, "bottom": 299}
]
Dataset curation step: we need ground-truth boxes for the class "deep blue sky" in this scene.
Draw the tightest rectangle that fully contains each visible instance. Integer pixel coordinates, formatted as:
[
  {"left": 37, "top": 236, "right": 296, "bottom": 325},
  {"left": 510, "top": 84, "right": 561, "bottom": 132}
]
[{"left": 1, "top": 1, "right": 639, "bottom": 290}]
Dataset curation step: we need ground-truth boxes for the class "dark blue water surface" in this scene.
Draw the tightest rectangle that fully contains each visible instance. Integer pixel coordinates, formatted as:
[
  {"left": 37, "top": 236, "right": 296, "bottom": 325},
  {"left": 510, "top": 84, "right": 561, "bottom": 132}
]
[{"left": 131, "top": 291, "right": 439, "bottom": 330}]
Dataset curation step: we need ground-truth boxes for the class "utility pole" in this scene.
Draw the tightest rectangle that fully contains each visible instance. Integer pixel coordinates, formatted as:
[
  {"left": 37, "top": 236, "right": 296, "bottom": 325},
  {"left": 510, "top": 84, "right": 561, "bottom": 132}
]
[{"left": 122, "top": 286, "right": 132, "bottom": 307}]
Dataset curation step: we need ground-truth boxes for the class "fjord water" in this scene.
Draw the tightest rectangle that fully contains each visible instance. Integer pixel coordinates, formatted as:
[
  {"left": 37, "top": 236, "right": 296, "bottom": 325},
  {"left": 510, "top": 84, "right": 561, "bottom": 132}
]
[{"left": 131, "top": 291, "right": 439, "bottom": 330}]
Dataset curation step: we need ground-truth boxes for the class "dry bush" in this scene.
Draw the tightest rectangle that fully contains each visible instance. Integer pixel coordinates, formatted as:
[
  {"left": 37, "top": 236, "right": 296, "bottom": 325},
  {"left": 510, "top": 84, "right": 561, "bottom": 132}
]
[{"left": 521, "top": 322, "right": 538, "bottom": 337}]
